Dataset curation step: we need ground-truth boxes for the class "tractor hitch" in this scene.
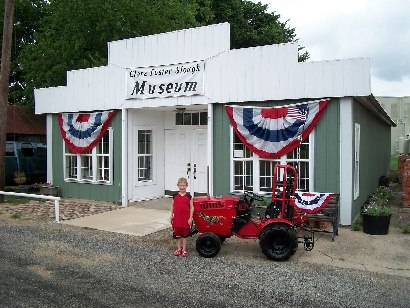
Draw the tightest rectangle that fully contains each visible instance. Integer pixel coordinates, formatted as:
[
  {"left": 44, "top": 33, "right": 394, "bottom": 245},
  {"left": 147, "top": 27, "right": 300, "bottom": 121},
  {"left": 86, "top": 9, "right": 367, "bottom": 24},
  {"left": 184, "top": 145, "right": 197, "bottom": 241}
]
[{"left": 299, "top": 231, "right": 315, "bottom": 251}]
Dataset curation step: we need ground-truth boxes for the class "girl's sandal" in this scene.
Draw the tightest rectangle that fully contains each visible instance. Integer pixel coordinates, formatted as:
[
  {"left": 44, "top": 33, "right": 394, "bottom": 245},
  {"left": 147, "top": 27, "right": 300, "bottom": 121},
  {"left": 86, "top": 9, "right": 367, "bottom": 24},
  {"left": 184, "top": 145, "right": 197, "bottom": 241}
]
[
  {"left": 182, "top": 250, "right": 188, "bottom": 257},
  {"left": 174, "top": 249, "right": 182, "bottom": 256}
]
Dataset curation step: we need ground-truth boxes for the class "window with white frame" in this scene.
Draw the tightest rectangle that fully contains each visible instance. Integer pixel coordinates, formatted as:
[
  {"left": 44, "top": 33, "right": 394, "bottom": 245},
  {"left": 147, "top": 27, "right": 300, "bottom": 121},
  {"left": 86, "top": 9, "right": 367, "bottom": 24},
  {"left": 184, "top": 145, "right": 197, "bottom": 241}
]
[
  {"left": 137, "top": 130, "right": 153, "bottom": 182},
  {"left": 64, "top": 128, "right": 113, "bottom": 184},
  {"left": 231, "top": 130, "right": 312, "bottom": 193}
]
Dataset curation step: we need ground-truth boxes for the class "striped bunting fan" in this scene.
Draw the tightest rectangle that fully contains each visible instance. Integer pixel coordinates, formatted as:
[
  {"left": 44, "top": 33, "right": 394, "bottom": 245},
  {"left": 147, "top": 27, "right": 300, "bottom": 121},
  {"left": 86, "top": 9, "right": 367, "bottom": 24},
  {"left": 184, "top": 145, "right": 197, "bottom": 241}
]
[{"left": 225, "top": 99, "right": 330, "bottom": 158}]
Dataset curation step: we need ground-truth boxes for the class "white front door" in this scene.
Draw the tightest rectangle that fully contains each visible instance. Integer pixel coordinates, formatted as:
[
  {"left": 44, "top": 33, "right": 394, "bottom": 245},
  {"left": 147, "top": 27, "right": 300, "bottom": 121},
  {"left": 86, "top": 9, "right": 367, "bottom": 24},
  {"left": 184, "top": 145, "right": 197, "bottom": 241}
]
[{"left": 164, "top": 128, "right": 208, "bottom": 195}]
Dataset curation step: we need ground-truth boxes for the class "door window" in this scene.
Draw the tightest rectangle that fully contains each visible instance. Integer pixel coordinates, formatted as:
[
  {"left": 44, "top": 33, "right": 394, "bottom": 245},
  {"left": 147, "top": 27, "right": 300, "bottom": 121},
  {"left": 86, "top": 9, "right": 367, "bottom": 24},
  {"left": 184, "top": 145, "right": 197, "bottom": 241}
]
[
  {"left": 137, "top": 130, "right": 153, "bottom": 182},
  {"left": 176, "top": 111, "right": 207, "bottom": 126}
]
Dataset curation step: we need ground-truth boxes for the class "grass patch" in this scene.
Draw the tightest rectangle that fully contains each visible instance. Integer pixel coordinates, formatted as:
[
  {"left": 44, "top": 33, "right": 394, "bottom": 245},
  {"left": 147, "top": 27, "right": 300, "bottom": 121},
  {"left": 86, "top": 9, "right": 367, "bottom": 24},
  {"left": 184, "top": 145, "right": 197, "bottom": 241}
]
[
  {"left": 400, "top": 224, "right": 410, "bottom": 234},
  {"left": 351, "top": 215, "right": 362, "bottom": 231},
  {"left": 390, "top": 155, "right": 398, "bottom": 171},
  {"left": 10, "top": 212, "right": 22, "bottom": 219},
  {"left": 4, "top": 196, "right": 34, "bottom": 205}
]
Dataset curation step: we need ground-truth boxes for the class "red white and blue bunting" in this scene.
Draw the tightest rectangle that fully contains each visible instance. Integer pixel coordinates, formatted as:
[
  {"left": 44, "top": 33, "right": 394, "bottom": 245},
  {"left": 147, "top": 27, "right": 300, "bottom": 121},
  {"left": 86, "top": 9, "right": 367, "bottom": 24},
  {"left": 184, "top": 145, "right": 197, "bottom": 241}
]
[
  {"left": 225, "top": 99, "right": 330, "bottom": 158},
  {"left": 293, "top": 192, "right": 334, "bottom": 214},
  {"left": 58, "top": 110, "right": 116, "bottom": 154}
]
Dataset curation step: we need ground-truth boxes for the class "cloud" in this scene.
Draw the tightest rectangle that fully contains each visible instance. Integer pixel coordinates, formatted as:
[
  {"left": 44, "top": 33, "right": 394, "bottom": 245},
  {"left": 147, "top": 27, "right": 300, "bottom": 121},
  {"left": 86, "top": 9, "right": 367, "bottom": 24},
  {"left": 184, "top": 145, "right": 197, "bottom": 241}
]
[{"left": 258, "top": 0, "right": 410, "bottom": 95}]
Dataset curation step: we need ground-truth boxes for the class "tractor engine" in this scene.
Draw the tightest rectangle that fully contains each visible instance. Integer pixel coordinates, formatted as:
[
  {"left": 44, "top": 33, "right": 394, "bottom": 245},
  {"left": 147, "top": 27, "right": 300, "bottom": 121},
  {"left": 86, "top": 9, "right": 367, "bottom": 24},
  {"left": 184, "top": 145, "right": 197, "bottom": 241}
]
[{"left": 193, "top": 196, "right": 240, "bottom": 236}]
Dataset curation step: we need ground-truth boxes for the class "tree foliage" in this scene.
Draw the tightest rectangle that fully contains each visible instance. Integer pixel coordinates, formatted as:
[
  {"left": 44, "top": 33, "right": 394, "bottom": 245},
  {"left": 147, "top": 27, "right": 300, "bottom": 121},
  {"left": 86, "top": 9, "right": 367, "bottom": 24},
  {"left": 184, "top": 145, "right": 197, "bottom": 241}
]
[
  {"left": 207, "top": 0, "right": 309, "bottom": 61},
  {"left": 0, "top": 0, "right": 47, "bottom": 105},
  {"left": 18, "top": 0, "right": 201, "bottom": 105},
  {"left": 5, "top": 0, "right": 309, "bottom": 108}
]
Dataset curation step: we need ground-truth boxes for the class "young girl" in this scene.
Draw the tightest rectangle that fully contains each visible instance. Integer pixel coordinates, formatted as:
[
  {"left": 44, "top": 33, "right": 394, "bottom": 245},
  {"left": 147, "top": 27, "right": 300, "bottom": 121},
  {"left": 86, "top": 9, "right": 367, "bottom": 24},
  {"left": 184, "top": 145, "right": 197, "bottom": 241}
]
[{"left": 170, "top": 177, "right": 194, "bottom": 257}]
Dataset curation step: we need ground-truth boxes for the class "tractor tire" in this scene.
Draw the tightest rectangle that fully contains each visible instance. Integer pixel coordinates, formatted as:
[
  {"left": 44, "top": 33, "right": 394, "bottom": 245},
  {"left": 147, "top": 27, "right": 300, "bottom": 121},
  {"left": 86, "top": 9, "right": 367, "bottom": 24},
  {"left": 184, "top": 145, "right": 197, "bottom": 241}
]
[
  {"left": 218, "top": 235, "right": 230, "bottom": 244},
  {"left": 196, "top": 232, "right": 221, "bottom": 258},
  {"left": 259, "top": 224, "right": 298, "bottom": 261}
]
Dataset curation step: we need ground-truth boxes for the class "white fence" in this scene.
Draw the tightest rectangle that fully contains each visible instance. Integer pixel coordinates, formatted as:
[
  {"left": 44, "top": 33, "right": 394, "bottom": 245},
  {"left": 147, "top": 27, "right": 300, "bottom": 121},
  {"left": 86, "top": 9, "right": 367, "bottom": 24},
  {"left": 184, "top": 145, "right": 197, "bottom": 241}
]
[{"left": 0, "top": 191, "right": 61, "bottom": 222}]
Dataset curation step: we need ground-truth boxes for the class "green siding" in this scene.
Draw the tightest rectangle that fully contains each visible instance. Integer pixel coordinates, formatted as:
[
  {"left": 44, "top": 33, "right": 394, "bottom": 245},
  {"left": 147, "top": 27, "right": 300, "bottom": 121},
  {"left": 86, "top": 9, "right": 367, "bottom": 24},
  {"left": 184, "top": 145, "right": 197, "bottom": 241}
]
[
  {"left": 314, "top": 100, "right": 340, "bottom": 193},
  {"left": 213, "top": 100, "right": 340, "bottom": 196},
  {"left": 212, "top": 104, "right": 231, "bottom": 195},
  {"left": 51, "top": 112, "right": 122, "bottom": 202},
  {"left": 351, "top": 100, "right": 391, "bottom": 219}
]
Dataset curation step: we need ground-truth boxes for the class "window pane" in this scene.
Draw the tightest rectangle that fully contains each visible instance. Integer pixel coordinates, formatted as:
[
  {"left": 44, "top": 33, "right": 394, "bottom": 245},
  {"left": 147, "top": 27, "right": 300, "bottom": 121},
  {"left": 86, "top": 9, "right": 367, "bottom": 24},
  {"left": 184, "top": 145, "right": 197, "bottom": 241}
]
[
  {"left": 138, "top": 156, "right": 152, "bottom": 181},
  {"left": 233, "top": 161, "right": 253, "bottom": 191},
  {"left": 6, "top": 143, "right": 15, "bottom": 156},
  {"left": 183, "top": 113, "right": 191, "bottom": 125},
  {"left": 192, "top": 112, "right": 199, "bottom": 125},
  {"left": 138, "top": 130, "right": 152, "bottom": 154},
  {"left": 21, "top": 143, "right": 34, "bottom": 157},
  {"left": 66, "top": 155, "right": 77, "bottom": 179},
  {"left": 259, "top": 160, "right": 274, "bottom": 192},
  {"left": 200, "top": 112, "right": 208, "bottom": 125},
  {"left": 36, "top": 145, "right": 47, "bottom": 157},
  {"left": 80, "top": 155, "right": 93, "bottom": 180},
  {"left": 176, "top": 113, "right": 183, "bottom": 125},
  {"left": 97, "top": 131, "right": 109, "bottom": 154}
]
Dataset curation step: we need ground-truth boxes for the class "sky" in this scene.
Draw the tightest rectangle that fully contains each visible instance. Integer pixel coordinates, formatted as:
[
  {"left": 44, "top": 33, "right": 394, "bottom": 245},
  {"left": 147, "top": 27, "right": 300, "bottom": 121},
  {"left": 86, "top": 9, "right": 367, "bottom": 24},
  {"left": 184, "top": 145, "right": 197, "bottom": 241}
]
[{"left": 255, "top": 0, "right": 410, "bottom": 97}]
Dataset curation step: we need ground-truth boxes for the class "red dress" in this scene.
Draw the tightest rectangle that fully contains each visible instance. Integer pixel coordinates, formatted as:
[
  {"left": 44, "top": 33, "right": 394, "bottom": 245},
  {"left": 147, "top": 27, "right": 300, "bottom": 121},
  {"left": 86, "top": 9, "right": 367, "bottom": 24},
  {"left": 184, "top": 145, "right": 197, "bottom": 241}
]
[{"left": 172, "top": 193, "right": 192, "bottom": 228}]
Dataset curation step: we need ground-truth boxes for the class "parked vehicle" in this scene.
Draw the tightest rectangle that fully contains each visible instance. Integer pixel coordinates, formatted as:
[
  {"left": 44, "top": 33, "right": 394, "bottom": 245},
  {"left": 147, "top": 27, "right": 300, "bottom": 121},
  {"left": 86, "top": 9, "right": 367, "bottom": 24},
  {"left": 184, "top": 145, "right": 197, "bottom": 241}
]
[
  {"left": 192, "top": 164, "right": 318, "bottom": 261},
  {"left": 5, "top": 141, "right": 47, "bottom": 185}
]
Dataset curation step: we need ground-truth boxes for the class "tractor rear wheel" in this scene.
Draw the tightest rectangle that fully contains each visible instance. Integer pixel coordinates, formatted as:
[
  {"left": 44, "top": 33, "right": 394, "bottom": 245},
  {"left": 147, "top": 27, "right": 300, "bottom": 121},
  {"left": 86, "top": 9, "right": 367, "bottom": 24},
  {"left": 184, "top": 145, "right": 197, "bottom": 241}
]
[
  {"left": 259, "top": 224, "right": 298, "bottom": 261},
  {"left": 196, "top": 232, "right": 221, "bottom": 258}
]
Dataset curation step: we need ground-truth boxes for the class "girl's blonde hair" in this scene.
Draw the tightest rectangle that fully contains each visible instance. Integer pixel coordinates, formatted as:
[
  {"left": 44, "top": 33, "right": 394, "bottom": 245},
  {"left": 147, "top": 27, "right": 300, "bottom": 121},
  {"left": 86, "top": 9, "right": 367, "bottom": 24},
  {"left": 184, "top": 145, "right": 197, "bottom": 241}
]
[{"left": 177, "top": 177, "right": 188, "bottom": 186}]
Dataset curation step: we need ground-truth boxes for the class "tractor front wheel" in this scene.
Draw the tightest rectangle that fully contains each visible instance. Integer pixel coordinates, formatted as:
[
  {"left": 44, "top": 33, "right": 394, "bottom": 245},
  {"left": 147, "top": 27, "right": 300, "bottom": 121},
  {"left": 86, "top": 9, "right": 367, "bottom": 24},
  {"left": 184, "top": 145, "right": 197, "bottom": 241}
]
[
  {"left": 259, "top": 224, "right": 298, "bottom": 261},
  {"left": 196, "top": 232, "right": 221, "bottom": 258}
]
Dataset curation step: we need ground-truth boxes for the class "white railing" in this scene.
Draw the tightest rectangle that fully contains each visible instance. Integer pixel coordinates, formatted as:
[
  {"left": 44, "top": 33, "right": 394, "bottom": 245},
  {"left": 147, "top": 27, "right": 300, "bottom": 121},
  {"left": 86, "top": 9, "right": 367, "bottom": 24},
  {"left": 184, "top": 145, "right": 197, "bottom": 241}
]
[{"left": 0, "top": 191, "right": 61, "bottom": 222}]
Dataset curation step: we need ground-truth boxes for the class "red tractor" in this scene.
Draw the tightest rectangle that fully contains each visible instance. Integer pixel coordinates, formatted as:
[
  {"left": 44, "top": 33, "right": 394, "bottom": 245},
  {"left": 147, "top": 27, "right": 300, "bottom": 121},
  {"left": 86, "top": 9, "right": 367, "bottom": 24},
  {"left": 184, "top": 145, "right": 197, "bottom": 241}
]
[{"left": 192, "top": 164, "right": 316, "bottom": 261}]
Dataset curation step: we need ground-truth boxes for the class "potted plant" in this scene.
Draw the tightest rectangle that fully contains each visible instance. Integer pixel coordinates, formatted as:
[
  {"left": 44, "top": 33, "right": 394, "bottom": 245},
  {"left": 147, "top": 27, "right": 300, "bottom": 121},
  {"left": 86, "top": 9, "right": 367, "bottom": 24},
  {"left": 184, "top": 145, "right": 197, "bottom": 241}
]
[
  {"left": 361, "top": 186, "right": 394, "bottom": 235},
  {"left": 14, "top": 171, "right": 27, "bottom": 185}
]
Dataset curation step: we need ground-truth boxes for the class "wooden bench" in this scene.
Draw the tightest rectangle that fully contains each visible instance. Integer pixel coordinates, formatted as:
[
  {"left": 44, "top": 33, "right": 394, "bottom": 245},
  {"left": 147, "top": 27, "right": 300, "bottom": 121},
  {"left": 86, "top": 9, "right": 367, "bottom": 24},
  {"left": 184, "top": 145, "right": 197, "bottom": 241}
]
[{"left": 304, "top": 194, "right": 340, "bottom": 241}]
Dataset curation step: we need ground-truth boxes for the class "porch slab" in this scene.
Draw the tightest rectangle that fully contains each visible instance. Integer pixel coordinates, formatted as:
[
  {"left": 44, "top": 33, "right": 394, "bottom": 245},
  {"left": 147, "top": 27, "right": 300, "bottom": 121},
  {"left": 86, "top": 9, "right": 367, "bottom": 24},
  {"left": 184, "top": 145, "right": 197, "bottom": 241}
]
[{"left": 62, "top": 207, "right": 171, "bottom": 237}]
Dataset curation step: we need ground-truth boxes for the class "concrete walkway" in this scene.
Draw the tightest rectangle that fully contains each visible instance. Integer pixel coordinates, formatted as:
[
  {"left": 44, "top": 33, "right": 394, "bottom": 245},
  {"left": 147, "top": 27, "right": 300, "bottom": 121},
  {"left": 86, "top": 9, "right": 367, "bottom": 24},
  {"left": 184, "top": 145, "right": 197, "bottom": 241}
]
[{"left": 62, "top": 198, "right": 172, "bottom": 236}]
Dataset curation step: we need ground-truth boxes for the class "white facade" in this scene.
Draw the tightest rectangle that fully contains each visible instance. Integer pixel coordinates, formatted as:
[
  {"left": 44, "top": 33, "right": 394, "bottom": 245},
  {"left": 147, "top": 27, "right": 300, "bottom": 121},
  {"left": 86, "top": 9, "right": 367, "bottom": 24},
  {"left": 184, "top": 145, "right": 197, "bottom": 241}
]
[
  {"left": 35, "top": 23, "right": 371, "bottom": 114},
  {"left": 35, "top": 23, "right": 380, "bottom": 223}
]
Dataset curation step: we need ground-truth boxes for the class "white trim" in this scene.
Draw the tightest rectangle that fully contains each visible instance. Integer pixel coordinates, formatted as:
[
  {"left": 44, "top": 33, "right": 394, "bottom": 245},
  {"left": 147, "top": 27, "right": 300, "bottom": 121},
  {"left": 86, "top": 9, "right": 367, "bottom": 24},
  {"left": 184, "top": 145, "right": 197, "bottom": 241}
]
[
  {"left": 122, "top": 109, "right": 128, "bottom": 207},
  {"left": 340, "top": 97, "right": 353, "bottom": 225},
  {"left": 46, "top": 115, "right": 53, "bottom": 184},
  {"left": 134, "top": 126, "right": 157, "bottom": 186},
  {"left": 309, "top": 130, "right": 315, "bottom": 191},
  {"left": 354, "top": 123, "right": 360, "bottom": 200},
  {"left": 207, "top": 104, "right": 213, "bottom": 195},
  {"left": 229, "top": 127, "right": 234, "bottom": 193}
]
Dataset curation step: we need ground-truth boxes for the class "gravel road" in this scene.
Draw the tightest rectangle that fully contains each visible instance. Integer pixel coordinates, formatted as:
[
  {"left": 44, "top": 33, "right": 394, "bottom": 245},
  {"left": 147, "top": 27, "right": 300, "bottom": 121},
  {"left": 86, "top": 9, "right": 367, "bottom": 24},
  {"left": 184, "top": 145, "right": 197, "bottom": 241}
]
[{"left": 1, "top": 218, "right": 409, "bottom": 308}]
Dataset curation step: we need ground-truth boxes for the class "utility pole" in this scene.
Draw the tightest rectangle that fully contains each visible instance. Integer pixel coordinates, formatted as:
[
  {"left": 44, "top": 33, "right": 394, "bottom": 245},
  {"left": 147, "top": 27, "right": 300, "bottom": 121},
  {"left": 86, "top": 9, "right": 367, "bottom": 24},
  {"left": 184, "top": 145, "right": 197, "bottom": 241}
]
[{"left": 0, "top": 0, "right": 15, "bottom": 203}]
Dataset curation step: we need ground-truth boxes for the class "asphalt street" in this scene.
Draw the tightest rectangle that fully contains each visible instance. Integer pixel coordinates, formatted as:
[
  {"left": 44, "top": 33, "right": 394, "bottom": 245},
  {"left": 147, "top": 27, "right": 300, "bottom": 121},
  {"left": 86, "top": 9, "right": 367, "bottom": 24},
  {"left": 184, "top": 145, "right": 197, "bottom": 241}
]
[{"left": 1, "top": 221, "right": 410, "bottom": 308}]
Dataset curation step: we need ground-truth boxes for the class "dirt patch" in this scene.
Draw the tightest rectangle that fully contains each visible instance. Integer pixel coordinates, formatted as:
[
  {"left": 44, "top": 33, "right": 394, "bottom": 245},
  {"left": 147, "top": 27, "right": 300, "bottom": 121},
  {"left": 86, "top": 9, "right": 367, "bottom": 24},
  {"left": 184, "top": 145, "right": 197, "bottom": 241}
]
[{"left": 0, "top": 198, "right": 122, "bottom": 223}]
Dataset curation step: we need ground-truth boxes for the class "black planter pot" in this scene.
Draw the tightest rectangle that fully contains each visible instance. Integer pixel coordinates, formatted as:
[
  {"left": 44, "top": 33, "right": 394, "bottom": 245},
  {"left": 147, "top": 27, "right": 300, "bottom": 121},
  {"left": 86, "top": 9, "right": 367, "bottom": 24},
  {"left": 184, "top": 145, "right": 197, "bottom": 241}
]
[{"left": 362, "top": 214, "right": 391, "bottom": 235}]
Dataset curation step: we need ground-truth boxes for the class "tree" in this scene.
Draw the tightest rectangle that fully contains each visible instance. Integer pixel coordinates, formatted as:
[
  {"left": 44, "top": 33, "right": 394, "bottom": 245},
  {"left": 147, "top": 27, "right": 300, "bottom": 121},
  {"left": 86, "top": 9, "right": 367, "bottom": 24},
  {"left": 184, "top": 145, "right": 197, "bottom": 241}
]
[
  {"left": 205, "top": 0, "right": 309, "bottom": 60},
  {"left": 17, "top": 0, "right": 309, "bottom": 109},
  {"left": 18, "top": 0, "right": 203, "bottom": 107},
  {"left": 0, "top": 0, "right": 15, "bottom": 203},
  {"left": 0, "top": 0, "right": 47, "bottom": 106}
]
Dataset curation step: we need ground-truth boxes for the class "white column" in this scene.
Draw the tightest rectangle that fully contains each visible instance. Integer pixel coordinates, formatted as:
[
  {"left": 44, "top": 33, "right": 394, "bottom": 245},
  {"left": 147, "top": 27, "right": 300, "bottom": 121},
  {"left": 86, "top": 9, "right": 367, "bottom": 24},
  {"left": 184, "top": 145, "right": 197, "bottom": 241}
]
[
  {"left": 46, "top": 114, "right": 53, "bottom": 184},
  {"left": 207, "top": 104, "right": 213, "bottom": 196},
  {"left": 121, "top": 108, "right": 128, "bottom": 207},
  {"left": 339, "top": 98, "right": 353, "bottom": 225}
]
